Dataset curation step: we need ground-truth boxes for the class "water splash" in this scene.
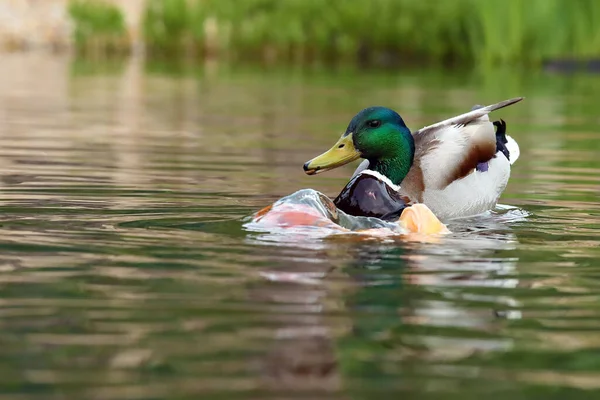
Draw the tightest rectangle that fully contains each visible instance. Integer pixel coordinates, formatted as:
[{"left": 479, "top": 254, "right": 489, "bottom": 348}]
[{"left": 243, "top": 189, "right": 408, "bottom": 240}]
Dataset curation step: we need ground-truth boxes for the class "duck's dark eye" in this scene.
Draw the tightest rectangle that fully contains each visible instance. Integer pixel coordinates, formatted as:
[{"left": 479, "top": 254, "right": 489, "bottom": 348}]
[{"left": 366, "top": 120, "right": 381, "bottom": 128}]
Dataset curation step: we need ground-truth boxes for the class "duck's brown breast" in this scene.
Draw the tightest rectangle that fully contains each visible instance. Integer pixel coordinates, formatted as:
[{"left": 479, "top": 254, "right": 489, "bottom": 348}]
[{"left": 333, "top": 173, "right": 409, "bottom": 221}]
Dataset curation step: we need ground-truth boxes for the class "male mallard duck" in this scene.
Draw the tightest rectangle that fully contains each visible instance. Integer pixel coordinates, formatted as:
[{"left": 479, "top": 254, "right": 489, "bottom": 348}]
[{"left": 303, "top": 98, "right": 523, "bottom": 221}]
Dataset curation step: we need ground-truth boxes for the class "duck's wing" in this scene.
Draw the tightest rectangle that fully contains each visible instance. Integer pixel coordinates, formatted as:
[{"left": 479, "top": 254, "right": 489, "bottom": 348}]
[
  {"left": 415, "top": 97, "right": 523, "bottom": 136},
  {"left": 401, "top": 97, "right": 523, "bottom": 196}
]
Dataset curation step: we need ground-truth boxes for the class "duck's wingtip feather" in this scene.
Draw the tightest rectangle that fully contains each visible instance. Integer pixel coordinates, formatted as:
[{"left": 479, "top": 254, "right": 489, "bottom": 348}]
[
  {"left": 414, "top": 97, "right": 524, "bottom": 136},
  {"left": 487, "top": 96, "right": 525, "bottom": 112}
]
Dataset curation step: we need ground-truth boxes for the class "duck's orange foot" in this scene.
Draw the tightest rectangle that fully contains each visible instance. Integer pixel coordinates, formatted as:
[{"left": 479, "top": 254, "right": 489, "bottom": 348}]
[{"left": 399, "top": 204, "right": 450, "bottom": 234}]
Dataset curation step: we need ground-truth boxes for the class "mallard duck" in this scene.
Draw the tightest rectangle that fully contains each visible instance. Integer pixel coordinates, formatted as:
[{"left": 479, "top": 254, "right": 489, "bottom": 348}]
[{"left": 303, "top": 98, "right": 523, "bottom": 221}]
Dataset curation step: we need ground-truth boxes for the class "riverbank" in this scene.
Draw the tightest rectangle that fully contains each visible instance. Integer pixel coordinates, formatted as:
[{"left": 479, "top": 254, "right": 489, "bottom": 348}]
[
  {"left": 2, "top": 0, "right": 600, "bottom": 69},
  {"left": 0, "top": 0, "right": 143, "bottom": 52}
]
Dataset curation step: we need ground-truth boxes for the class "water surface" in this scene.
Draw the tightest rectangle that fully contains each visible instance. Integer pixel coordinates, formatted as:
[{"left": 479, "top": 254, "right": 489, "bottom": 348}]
[{"left": 0, "top": 54, "right": 599, "bottom": 399}]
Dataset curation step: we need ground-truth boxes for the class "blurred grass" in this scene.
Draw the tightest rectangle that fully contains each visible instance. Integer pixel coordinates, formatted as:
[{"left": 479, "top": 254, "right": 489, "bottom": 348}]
[
  {"left": 70, "top": 0, "right": 600, "bottom": 67},
  {"left": 68, "top": 0, "right": 129, "bottom": 55}
]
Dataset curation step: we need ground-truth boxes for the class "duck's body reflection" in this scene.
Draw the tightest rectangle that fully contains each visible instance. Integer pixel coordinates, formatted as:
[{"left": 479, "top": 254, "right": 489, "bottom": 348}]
[{"left": 244, "top": 206, "right": 527, "bottom": 392}]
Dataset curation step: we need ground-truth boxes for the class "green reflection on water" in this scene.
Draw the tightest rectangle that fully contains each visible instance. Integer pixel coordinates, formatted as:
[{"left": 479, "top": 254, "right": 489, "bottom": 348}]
[{"left": 0, "top": 54, "right": 597, "bottom": 399}]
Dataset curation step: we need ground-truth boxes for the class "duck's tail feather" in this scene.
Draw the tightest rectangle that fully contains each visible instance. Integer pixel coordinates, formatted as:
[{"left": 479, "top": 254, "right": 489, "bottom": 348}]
[{"left": 493, "top": 119, "right": 520, "bottom": 164}]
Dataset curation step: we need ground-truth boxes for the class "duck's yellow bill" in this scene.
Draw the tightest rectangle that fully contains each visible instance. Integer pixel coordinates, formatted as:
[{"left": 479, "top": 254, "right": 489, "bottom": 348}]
[{"left": 303, "top": 134, "right": 360, "bottom": 175}]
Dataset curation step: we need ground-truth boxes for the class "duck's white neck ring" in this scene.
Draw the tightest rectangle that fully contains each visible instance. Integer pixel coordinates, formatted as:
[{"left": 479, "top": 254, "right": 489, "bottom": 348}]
[{"left": 360, "top": 169, "right": 401, "bottom": 192}]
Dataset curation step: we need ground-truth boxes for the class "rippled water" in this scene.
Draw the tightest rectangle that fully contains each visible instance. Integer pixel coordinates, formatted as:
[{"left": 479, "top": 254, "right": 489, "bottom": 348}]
[{"left": 0, "top": 54, "right": 599, "bottom": 399}]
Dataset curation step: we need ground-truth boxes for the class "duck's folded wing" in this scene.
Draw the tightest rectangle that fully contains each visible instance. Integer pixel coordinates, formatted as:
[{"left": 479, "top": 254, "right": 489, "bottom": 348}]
[{"left": 406, "top": 97, "right": 523, "bottom": 191}]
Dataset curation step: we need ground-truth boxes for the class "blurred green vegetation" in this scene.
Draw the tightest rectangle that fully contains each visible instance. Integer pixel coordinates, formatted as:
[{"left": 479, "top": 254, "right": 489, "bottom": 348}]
[
  {"left": 68, "top": 0, "right": 129, "bottom": 55},
  {"left": 141, "top": 0, "right": 600, "bottom": 66},
  {"left": 70, "top": 0, "right": 600, "bottom": 67}
]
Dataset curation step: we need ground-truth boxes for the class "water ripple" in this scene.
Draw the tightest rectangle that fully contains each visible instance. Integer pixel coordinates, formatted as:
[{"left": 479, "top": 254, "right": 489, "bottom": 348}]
[{"left": 0, "top": 55, "right": 599, "bottom": 398}]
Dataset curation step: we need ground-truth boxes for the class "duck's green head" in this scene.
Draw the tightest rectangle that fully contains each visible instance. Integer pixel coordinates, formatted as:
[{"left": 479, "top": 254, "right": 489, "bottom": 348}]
[{"left": 303, "top": 107, "right": 415, "bottom": 185}]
